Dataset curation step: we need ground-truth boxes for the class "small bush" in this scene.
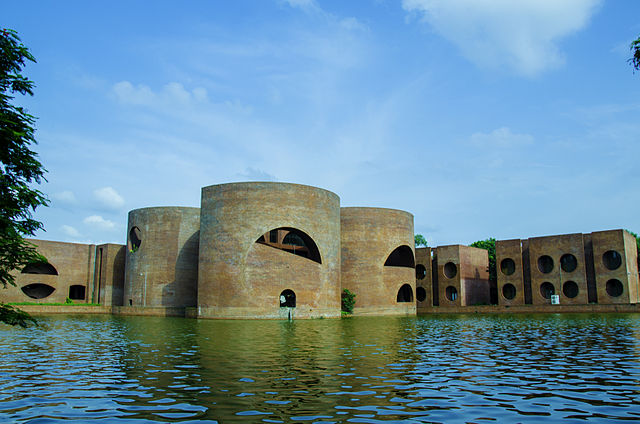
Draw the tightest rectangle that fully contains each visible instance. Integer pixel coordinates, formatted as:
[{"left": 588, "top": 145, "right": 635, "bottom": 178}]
[{"left": 341, "top": 289, "right": 356, "bottom": 314}]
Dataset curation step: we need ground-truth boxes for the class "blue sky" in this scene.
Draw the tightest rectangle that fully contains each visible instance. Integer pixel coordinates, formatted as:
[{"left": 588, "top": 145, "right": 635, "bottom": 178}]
[{"left": 4, "top": 0, "right": 640, "bottom": 246}]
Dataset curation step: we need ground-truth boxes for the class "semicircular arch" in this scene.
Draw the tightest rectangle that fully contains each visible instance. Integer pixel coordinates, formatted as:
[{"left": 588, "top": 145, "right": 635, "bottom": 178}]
[
  {"left": 384, "top": 245, "right": 415, "bottom": 268},
  {"left": 254, "top": 227, "right": 322, "bottom": 264}
]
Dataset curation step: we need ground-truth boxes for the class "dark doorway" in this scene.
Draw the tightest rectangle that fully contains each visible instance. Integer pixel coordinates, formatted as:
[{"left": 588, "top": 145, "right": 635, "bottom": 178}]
[
  {"left": 69, "top": 285, "right": 86, "bottom": 300},
  {"left": 279, "top": 289, "right": 296, "bottom": 307},
  {"left": 396, "top": 284, "right": 413, "bottom": 302}
]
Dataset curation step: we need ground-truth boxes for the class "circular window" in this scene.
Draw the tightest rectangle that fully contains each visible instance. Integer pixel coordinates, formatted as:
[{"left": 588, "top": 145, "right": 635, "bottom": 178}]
[
  {"left": 416, "top": 264, "right": 427, "bottom": 280},
  {"left": 500, "top": 258, "right": 516, "bottom": 276},
  {"left": 606, "top": 279, "right": 623, "bottom": 297},
  {"left": 445, "top": 286, "right": 458, "bottom": 301},
  {"left": 603, "top": 250, "right": 622, "bottom": 270},
  {"left": 537, "top": 255, "right": 554, "bottom": 274},
  {"left": 129, "top": 226, "right": 142, "bottom": 251},
  {"left": 416, "top": 286, "right": 427, "bottom": 302},
  {"left": 444, "top": 262, "right": 457, "bottom": 279},
  {"left": 540, "top": 282, "right": 555, "bottom": 299},
  {"left": 502, "top": 283, "right": 516, "bottom": 300},
  {"left": 563, "top": 281, "right": 579, "bottom": 298},
  {"left": 560, "top": 254, "right": 577, "bottom": 273}
]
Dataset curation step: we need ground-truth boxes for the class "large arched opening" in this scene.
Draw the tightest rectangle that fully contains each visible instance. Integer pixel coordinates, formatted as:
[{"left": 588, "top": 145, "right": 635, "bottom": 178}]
[
  {"left": 21, "top": 262, "right": 58, "bottom": 275},
  {"left": 256, "top": 228, "right": 322, "bottom": 264},
  {"left": 384, "top": 245, "right": 415, "bottom": 268}
]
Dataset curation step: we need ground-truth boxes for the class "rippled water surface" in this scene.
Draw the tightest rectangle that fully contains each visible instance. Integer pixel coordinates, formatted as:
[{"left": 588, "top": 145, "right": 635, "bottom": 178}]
[{"left": 1, "top": 314, "right": 640, "bottom": 423}]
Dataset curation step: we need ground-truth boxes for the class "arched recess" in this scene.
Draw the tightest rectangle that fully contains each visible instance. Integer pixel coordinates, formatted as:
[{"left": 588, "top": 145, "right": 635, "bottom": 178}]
[
  {"left": 255, "top": 227, "right": 322, "bottom": 264},
  {"left": 21, "top": 283, "right": 55, "bottom": 299},
  {"left": 384, "top": 245, "right": 415, "bottom": 268},
  {"left": 396, "top": 284, "right": 413, "bottom": 302},
  {"left": 21, "top": 262, "right": 58, "bottom": 275},
  {"left": 280, "top": 289, "right": 296, "bottom": 307}
]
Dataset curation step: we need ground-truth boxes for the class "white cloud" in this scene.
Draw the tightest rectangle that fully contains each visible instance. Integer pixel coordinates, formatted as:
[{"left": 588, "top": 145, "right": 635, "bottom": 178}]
[
  {"left": 112, "top": 81, "right": 209, "bottom": 107},
  {"left": 470, "top": 127, "right": 534, "bottom": 148},
  {"left": 237, "top": 167, "right": 277, "bottom": 181},
  {"left": 83, "top": 215, "right": 117, "bottom": 231},
  {"left": 93, "top": 187, "right": 125, "bottom": 210},
  {"left": 402, "top": 0, "right": 602, "bottom": 76},
  {"left": 61, "top": 225, "right": 81, "bottom": 238},
  {"left": 52, "top": 190, "right": 77, "bottom": 205},
  {"left": 282, "top": 0, "right": 319, "bottom": 13}
]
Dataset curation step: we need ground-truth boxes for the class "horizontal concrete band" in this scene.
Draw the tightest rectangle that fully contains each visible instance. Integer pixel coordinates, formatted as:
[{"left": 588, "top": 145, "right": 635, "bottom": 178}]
[
  {"left": 420, "top": 303, "right": 640, "bottom": 314},
  {"left": 351, "top": 305, "right": 417, "bottom": 316},
  {"left": 195, "top": 306, "right": 341, "bottom": 319}
]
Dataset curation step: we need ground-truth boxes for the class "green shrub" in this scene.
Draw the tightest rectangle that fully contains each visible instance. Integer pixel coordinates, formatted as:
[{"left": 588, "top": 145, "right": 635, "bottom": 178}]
[{"left": 341, "top": 289, "right": 356, "bottom": 314}]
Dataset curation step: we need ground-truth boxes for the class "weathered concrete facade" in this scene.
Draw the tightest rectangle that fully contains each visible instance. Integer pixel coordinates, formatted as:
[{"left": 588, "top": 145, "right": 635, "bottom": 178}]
[
  {"left": 496, "top": 229, "right": 639, "bottom": 306},
  {"left": 4, "top": 181, "right": 638, "bottom": 318},
  {"left": 415, "top": 247, "right": 434, "bottom": 312},
  {"left": 2, "top": 239, "right": 125, "bottom": 305},
  {"left": 198, "top": 182, "right": 341, "bottom": 319},
  {"left": 124, "top": 207, "right": 200, "bottom": 308},
  {"left": 341, "top": 207, "right": 416, "bottom": 316},
  {"left": 433, "top": 245, "right": 490, "bottom": 307}
]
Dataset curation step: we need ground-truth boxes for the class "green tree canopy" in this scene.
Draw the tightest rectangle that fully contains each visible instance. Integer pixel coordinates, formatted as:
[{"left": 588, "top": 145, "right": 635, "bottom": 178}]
[
  {"left": 414, "top": 234, "right": 428, "bottom": 247},
  {"left": 1, "top": 28, "right": 48, "bottom": 326},
  {"left": 470, "top": 238, "right": 496, "bottom": 285},
  {"left": 630, "top": 36, "right": 640, "bottom": 72}
]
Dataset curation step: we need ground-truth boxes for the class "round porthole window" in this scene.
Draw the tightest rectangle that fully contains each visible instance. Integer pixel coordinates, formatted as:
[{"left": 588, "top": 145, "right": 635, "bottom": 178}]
[
  {"left": 602, "top": 251, "right": 622, "bottom": 271},
  {"left": 445, "top": 286, "right": 458, "bottom": 301},
  {"left": 502, "top": 283, "right": 516, "bottom": 300},
  {"left": 562, "top": 281, "right": 579, "bottom": 298},
  {"left": 540, "top": 282, "right": 555, "bottom": 299},
  {"left": 500, "top": 258, "right": 516, "bottom": 276},
  {"left": 606, "top": 279, "right": 623, "bottom": 297},
  {"left": 416, "top": 286, "right": 427, "bottom": 302},
  {"left": 416, "top": 264, "right": 427, "bottom": 280},
  {"left": 444, "top": 262, "right": 457, "bottom": 279},
  {"left": 560, "top": 254, "right": 577, "bottom": 273},
  {"left": 537, "top": 256, "right": 554, "bottom": 274}
]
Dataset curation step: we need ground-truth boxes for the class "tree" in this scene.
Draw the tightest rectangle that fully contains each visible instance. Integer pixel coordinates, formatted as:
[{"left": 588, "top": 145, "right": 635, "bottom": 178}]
[
  {"left": 414, "top": 234, "right": 428, "bottom": 247},
  {"left": 470, "top": 238, "right": 496, "bottom": 285},
  {"left": 1, "top": 28, "right": 48, "bottom": 326},
  {"left": 630, "top": 36, "right": 640, "bottom": 72}
]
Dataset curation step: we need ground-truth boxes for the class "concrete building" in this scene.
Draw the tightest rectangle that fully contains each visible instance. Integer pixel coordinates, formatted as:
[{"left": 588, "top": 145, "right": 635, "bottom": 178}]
[
  {"left": 3, "top": 181, "right": 638, "bottom": 317},
  {"left": 496, "top": 229, "right": 639, "bottom": 306},
  {"left": 341, "top": 207, "right": 415, "bottom": 316}
]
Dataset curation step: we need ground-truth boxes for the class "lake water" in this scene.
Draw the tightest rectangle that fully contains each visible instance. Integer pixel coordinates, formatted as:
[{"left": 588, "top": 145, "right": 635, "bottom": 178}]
[{"left": 1, "top": 313, "right": 640, "bottom": 423}]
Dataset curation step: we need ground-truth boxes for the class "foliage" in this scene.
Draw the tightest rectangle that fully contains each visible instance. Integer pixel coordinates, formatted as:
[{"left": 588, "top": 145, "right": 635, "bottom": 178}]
[
  {"left": 414, "top": 234, "right": 428, "bottom": 247},
  {"left": 0, "top": 303, "right": 37, "bottom": 327},
  {"left": 470, "top": 238, "right": 496, "bottom": 285},
  {"left": 1, "top": 28, "right": 47, "bottom": 327},
  {"left": 341, "top": 289, "right": 356, "bottom": 314},
  {"left": 630, "top": 36, "right": 640, "bottom": 72}
]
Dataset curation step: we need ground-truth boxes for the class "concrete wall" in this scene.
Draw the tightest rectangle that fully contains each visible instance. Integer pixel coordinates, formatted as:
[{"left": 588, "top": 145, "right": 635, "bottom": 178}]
[
  {"left": 2, "top": 239, "right": 95, "bottom": 303},
  {"left": 527, "top": 233, "right": 589, "bottom": 305},
  {"left": 496, "top": 239, "right": 526, "bottom": 305},
  {"left": 341, "top": 207, "right": 415, "bottom": 316},
  {"left": 94, "top": 243, "right": 126, "bottom": 306},
  {"left": 124, "top": 207, "right": 200, "bottom": 308},
  {"left": 436, "top": 245, "right": 490, "bottom": 307},
  {"left": 415, "top": 247, "right": 433, "bottom": 311},
  {"left": 198, "top": 182, "right": 341, "bottom": 319},
  {"left": 592, "top": 229, "right": 639, "bottom": 304}
]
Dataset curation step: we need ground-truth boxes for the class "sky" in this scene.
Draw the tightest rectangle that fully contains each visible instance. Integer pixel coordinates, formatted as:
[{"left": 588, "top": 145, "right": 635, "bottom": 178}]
[{"left": 4, "top": 0, "right": 640, "bottom": 247}]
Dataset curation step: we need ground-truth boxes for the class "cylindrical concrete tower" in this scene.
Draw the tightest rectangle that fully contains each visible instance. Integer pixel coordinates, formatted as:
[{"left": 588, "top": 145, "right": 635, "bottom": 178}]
[
  {"left": 341, "top": 207, "right": 416, "bottom": 316},
  {"left": 124, "top": 207, "right": 200, "bottom": 308},
  {"left": 198, "top": 182, "right": 341, "bottom": 319}
]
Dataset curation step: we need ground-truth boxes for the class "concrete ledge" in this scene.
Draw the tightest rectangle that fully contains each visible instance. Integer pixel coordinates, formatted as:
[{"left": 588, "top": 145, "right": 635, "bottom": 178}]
[
  {"left": 113, "top": 306, "right": 187, "bottom": 317},
  {"left": 419, "top": 303, "right": 640, "bottom": 314},
  {"left": 16, "top": 305, "right": 113, "bottom": 315}
]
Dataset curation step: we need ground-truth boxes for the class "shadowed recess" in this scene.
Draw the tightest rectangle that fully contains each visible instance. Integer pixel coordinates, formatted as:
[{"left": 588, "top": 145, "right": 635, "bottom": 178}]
[
  {"left": 279, "top": 289, "right": 296, "bottom": 307},
  {"left": 21, "top": 283, "right": 55, "bottom": 299},
  {"left": 384, "top": 245, "right": 415, "bottom": 268},
  {"left": 21, "top": 262, "right": 58, "bottom": 275},
  {"left": 256, "top": 227, "right": 321, "bottom": 264},
  {"left": 69, "top": 285, "right": 86, "bottom": 300},
  {"left": 396, "top": 284, "right": 413, "bottom": 302}
]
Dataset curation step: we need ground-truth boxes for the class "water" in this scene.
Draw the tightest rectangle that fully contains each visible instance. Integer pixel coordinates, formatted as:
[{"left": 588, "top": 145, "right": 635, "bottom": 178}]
[{"left": 1, "top": 314, "right": 640, "bottom": 423}]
